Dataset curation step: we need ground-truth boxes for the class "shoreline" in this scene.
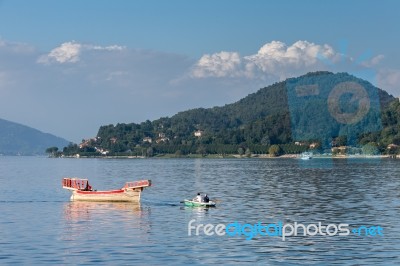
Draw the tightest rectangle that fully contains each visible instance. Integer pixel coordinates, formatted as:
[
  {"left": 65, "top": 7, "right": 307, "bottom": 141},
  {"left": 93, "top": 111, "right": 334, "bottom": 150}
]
[{"left": 58, "top": 154, "right": 394, "bottom": 159}]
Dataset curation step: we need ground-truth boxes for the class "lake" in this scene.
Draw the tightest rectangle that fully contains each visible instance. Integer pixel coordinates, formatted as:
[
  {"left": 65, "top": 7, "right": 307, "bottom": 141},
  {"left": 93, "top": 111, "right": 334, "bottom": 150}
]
[{"left": 0, "top": 156, "right": 399, "bottom": 265}]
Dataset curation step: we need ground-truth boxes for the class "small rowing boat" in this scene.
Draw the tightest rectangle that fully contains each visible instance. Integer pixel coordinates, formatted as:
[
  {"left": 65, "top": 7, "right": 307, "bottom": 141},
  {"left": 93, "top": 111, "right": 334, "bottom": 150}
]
[
  {"left": 183, "top": 199, "right": 216, "bottom": 207},
  {"left": 62, "top": 177, "right": 151, "bottom": 202}
]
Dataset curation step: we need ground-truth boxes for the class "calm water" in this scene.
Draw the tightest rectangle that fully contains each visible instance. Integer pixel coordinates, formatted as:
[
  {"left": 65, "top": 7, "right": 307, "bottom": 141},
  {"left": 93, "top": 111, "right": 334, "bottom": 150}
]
[{"left": 0, "top": 157, "right": 399, "bottom": 265}]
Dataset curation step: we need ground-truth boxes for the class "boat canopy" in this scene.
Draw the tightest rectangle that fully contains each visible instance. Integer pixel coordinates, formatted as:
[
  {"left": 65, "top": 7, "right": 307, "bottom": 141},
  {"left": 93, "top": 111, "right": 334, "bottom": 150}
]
[
  {"left": 62, "top": 178, "right": 91, "bottom": 191},
  {"left": 123, "top": 180, "right": 151, "bottom": 189}
]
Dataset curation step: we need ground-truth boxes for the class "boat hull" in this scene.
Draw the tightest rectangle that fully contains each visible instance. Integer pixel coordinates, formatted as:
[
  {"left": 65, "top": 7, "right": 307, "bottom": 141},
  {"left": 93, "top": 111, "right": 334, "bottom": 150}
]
[
  {"left": 62, "top": 178, "right": 151, "bottom": 203},
  {"left": 184, "top": 200, "right": 216, "bottom": 207},
  {"left": 71, "top": 188, "right": 143, "bottom": 202}
]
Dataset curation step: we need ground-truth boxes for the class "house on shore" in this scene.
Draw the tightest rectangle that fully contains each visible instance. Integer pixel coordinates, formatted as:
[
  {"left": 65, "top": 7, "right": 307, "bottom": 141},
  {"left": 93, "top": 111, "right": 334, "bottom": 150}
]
[{"left": 194, "top": 130, "right": 203, "bottom": 137}]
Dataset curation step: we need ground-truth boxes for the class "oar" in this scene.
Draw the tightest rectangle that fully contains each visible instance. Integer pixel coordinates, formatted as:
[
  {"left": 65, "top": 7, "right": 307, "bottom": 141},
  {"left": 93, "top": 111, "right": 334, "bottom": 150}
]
[
  {"left": 179, "top": 199, "right": 222, "bottom": 204},
  {"left": 190, "top": 198, "right": 220, "bottom": 204}
]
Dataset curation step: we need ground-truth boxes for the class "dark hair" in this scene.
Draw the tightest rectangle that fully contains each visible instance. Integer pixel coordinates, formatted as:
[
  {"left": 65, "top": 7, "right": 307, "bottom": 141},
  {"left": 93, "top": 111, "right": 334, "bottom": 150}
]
[{"left": 197, "top": 193, "right": 200, "bottom": 195}]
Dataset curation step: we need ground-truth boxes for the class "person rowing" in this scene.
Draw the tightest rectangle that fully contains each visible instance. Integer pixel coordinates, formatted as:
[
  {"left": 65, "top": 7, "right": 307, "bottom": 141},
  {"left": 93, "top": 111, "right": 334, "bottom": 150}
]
[
  {"left": 193, "top": 192, "right": 202, "bottom": 202},
  {"left": 204, "top": 194, "right": 209, "bottom": 203}
]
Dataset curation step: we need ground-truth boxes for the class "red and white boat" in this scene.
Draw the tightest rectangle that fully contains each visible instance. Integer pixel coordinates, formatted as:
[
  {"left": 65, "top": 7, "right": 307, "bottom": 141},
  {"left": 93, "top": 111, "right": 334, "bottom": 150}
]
[{"left": 62, "top": 178, "right": 151, "bottom": 202}]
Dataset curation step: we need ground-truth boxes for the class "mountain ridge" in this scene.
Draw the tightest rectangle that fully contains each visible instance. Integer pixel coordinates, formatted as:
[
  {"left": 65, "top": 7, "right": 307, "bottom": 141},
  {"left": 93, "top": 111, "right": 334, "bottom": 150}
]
[{"left": 0, "top": 118, "right": 69, "bottom": 155}]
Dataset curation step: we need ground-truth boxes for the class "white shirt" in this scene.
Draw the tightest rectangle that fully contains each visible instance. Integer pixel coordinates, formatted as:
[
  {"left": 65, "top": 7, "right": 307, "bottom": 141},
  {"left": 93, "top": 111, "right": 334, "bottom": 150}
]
[{"left": 194, "top": 195, "right": 202, "bottom": 202}]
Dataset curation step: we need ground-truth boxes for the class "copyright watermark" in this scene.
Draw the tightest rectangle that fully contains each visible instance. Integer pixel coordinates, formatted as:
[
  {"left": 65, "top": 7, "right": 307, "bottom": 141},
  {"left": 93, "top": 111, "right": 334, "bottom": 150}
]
[{"left": 188, "top": 219, "right": 384, "bottom": 241}]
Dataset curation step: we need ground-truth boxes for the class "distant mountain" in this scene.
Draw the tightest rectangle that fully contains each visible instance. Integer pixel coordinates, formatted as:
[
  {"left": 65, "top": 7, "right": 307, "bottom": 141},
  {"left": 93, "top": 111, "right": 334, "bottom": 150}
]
[
  {"left": 0, "top": 118, "right": 69, "bottom": 155},
  {"left": 63, "top": 72, "right": 398, "bottom": 156}
]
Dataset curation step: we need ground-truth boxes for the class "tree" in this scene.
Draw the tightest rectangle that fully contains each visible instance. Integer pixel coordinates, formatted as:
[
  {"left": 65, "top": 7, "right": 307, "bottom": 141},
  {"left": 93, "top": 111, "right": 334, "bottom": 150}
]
[
  {"left": 334, "top": 135, "right": 347, "bottom": 147},
  {"left": 45, "top": 146, "right": 59, "bottom": 157},
  {"left": 146, "top": 147, "right": 154, "bottom": 157},
  {"left": 63, "top": 143, "right": 79, "bottom": 156},
  {"left": 245, "top": 148, "right": 251, "bottom": 157},
  {"left": 268, "top": 145, "right": 281, "bottom": 157},
  {"left": 238, "top": 147, "right": 244, "bottom": 156},
  {"left": 196, "top": 146, "right": 207, "bottom": 156},
  {"left": 261, "top": 135, "right": 271, "bottom": 146},
  {"left": 362, "top": 142, "right": 379, "bottom": 155}
]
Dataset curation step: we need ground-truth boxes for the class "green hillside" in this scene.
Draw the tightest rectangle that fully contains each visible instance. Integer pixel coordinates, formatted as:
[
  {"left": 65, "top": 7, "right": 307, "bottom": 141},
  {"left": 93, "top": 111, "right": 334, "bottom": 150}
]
[
  {"left": 0, "top": 118, "right": 69, "bottom": 155},
  {"left": 62, "top": 72, "right": 398, "bottom": 156}
]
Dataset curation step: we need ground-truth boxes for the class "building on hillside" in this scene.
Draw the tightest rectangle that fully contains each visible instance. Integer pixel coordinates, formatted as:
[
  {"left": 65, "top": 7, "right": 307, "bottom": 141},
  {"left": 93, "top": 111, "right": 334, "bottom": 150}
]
[
  {"left": 156, "top": 137, "right": 170, "bottom": 144},
  {"left": 194, "top": 130, "right": 203, "bottom": 137},
  {"left": 309, "top": 142, "right": 319, "bottom": 149},
  {"left": 79, "top": 138, "right": 97, "bottom": 149},
  {"left": 387, "top": 143, "right": 399, "bottom": 150},
  {"left": 143, "top": 137, "right": 152, "bottom": 143}
]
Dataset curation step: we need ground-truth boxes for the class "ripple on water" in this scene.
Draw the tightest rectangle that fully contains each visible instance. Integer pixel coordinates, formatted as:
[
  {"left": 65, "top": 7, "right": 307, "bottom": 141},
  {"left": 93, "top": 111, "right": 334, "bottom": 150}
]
[{"left": 0, "top": 157, "right": 399, "bottom": 264}]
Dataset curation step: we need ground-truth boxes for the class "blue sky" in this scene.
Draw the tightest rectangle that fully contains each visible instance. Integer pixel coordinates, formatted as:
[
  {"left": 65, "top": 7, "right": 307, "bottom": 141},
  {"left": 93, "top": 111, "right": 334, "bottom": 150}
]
[{"left": 0, "top": 0, "right": 399, "bottom": 142}]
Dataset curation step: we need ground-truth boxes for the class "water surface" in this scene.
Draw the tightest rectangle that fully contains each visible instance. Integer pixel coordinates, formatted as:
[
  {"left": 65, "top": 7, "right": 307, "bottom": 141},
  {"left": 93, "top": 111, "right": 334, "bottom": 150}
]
[{"left": 0, "top": 157, "right": 399, "bottom": 265}]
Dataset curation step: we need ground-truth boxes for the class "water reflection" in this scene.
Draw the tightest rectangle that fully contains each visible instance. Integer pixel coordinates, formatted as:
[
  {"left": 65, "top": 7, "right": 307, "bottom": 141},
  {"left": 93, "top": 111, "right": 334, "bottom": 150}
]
[
  {"left": 181, "top": 206, "right": 212, "bottom": 222},
  {"left": 62, "top": 202, "right": 151, "bottom": 242},
  {"left": 63, "top": 201, "right": 144, "bottom": 221}
]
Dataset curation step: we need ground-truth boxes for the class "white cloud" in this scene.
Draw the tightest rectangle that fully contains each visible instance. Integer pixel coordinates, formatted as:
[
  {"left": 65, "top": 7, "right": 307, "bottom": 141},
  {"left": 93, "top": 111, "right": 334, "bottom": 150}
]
[
  {"left": 37, "top": 41, "right": 82, "bottom": 64},
  {"left": 37, "top": 41, "right": 125, "bottom": 64},
  {"left": 0, "top": 39, "right": 195, "bottom": 142},
  {"left": 359, "top": 54, "right": 385, "bottom": 67},
  {"left": 0, "top": 38, "right": 35, "bottom": 54},
  {"left": 191, "top": 51, "right": 241, "bottom": 78},
  {"left": 91, "top": 45, "right": 125, "bottom": 51},
  {"left": 191, "top": 40, "right": 340, "bottom": 80},
  {"left": 246, "top": 40, "right": 336, "bottom": 69}
]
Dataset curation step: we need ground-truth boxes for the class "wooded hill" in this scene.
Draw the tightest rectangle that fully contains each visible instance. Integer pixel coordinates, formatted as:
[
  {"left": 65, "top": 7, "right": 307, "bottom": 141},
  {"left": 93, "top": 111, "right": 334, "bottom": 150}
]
[{"left": 61, "top": 71, "right": 399, "bottom": 157}]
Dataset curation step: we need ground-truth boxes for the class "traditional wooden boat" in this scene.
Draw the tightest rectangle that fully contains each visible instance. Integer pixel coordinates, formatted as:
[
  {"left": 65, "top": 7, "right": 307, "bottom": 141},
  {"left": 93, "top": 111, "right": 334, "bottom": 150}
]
[
  {"left": 62, "top": 177, "right": 151, "bottom": 202},
  {"left": 183, "top": 199, "right": 216, "bottom": 207}
]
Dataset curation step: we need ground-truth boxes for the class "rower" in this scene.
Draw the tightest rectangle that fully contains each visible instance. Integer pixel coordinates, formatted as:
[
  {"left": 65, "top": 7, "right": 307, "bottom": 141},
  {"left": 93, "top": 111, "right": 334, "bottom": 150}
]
[
  {"left": 193, "top": 192, "right": 202, "bottom": 202},
  {"left": 204, "top": 194, "right": 209, "bottom": 203}
]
